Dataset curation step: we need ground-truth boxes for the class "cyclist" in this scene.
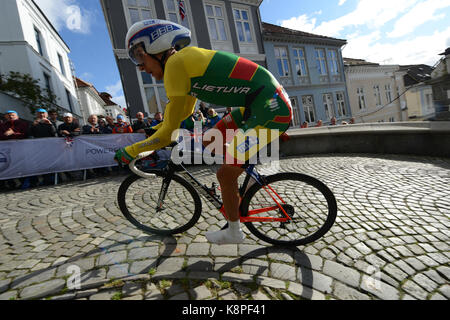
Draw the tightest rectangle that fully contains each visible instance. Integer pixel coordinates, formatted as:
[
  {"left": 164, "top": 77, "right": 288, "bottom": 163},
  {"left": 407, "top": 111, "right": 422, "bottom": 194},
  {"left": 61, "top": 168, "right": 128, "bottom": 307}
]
[{"left": 115, "top": 19, "right": 292, "bottom": 244}]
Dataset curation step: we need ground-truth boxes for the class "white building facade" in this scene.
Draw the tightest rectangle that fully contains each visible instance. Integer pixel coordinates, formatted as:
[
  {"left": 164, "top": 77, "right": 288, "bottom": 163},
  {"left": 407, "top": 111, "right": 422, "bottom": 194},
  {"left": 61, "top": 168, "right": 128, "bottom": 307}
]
[
  {"left": 0, "top": 0, "right": 81, "bottom": 121},
  {"left": 75, "top": 78, "right": 108, "bottom": 123},
  {"left": 344, "top": 59, "right": 403, "bottom": 123}
]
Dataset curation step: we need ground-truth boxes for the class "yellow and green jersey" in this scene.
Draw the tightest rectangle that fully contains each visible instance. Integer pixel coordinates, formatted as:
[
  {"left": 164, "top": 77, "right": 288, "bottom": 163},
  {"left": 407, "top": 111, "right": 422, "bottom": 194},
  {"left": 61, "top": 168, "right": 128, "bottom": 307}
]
[{"left": 125, "top": 46, "right": 292, "bottom": 159}]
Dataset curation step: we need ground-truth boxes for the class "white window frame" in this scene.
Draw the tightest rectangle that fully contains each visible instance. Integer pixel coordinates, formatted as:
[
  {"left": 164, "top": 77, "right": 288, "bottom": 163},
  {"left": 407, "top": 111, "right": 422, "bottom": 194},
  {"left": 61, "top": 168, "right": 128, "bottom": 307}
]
[
  {"left": 231, "top": 3, "right": 258, "bottom": 54},
  {"left": 424, "top": 93, "right": 434, "bottom": 111},
  {"left": 385, "top": 84, "right": 392, "bottom": 103},
  {"left": 323, "top": 93, "right": 335, "bottom": 120},
  {"left": 274, "top": 46, "right": 291, "bottom": 78},
  {"left": 65, "top": 88, "right": 74, "bottom": 113},
  {"left": 123, "top": 0, "right": 157, "bottom": 27},
  {"left": 357, "top": 87, "right": 366, "bottom": 110},
  {"left": 302, "top": 95, "right": 316, "bottom": 123},
  {"left": 43, "top": 72, "right": 53, "bottom": 96},
  {"left": 315, "top": 49, "right": 327, "bottom": 75},
  {"left": 232, "top": 6, "right": 254, "bottom": 43},
  {"left": 336, "top": 92, "right": 346, "bottom": 117},
  {"left": 57, "top": 53, "right": 66, "bottom": 77},
  {"left": 374, "top": 85, "right": 382, "bottom": 107},
  {"left": 328, "top": 49, "right": 340, "bottom": 75},
  {"left": 290, "top": 97, "right": 300, "bottom": 127},
  {"left": 34, "top": 26, "right": 45, "bottom": 57},
  {"left": 163, "top": 0, "right": 197, "bottom": 46},
  {"left": 292, "top": 47, "right": 308, "bottom": 77},
  {"left": 204, "top": 0, "right": 232, "bottom": 48}
]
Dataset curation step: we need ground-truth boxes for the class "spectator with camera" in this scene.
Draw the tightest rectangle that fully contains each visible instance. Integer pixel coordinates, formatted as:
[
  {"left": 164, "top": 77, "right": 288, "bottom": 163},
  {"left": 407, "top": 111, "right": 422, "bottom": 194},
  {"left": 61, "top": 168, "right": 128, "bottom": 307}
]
[
  {"left": 82, "top": 115, "right": 102, "bottom": 135},
  {"left": 112, "top": 114, "right": 133, "bottom": 134},
  {"left": 58, "top": 113, "right": 81, "bottom": 137},
  {"left": 29, "top": 108, "right": 56, "bottom": 138}
]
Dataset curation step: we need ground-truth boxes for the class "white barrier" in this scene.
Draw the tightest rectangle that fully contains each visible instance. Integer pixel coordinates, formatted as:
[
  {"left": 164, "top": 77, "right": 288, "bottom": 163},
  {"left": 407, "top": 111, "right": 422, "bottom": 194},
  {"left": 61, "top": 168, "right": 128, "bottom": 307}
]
[{"left": 0, "top": 133, "right": 146, "bottom": 180}]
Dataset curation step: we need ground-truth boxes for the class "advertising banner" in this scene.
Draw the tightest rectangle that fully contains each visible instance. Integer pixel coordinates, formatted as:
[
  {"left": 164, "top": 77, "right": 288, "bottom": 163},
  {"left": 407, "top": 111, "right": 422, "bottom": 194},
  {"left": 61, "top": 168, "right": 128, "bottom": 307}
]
[{"left": 0, "top": 134, "right": 146, "bottom": 180}]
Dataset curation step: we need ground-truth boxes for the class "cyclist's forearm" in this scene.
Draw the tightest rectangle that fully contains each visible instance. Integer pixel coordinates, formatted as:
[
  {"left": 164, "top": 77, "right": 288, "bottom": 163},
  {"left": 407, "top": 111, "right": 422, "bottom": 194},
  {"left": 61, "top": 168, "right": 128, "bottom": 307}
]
[{"left": 125, "top": 128, "right": 173, "bottom": 157}]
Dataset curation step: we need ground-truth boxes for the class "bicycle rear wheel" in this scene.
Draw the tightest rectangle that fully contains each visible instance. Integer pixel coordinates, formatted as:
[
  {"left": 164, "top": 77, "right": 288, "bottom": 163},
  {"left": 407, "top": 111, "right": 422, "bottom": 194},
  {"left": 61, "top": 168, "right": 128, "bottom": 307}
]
[
  {"left": 240, "top": 172, "right": 337, "bottom": 246},
  {"left": 117, "top": 171, "right": 202, "bottom": 236}
]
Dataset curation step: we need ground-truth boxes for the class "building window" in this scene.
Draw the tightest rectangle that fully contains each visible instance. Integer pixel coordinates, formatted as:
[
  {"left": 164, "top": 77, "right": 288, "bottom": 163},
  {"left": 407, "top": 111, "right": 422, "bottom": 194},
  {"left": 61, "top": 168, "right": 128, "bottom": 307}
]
[
  {"left": 425, "top": 93, "right": 433, "bottom": 111},
  {"left": 34, "top": 27, "right": 44, "bottom": 56},
  {"left": 385, "top": 84, "right": 392, "bottom": 103},
  {"left": 388, "top": 117, "right": 395, "bottom": 122},
  {"left": 357, "top": 87, "right": 366, "bottom": 110},
  {"left": 165, "top": 0, "right": 191, "bottom": 29},
  {"left": 127, "top": 0, "right": 152, "bottom": 25},
  {"left": 315, "top": 49, "right": 327, "bottom": 75},
  {"left": 302, "top": 95, "right": 316, "bottom": 123},
  {"left": 58, "top": 54, "right": 66, "bottom": 77},
  {"left": 336, "top": 92, "right": 346, "bottom": 117},
  {"left": 43, "top": 73, "right": 52, "bottom": 96},
  {"left": 145, "top": 86, "right": 168, "bottom": 114},
  {"left": 205, "top": 3, "right": 228, "bottom": 41},
  {"left": 323, "top": 93, "right": 335, "bottom": 120},
  {"left": 293, "top": 48, "right": 307, "bottom": 77},
  {"left": 233, "top": 8, "right": 252, "bottom": 42},
  {"left": 374, "top": 85, "right": 382, "bottom": 106},
  {"left": 66, "top": 89, "right": 73, "bottom": 113},
  {"left": 290, "top": 97, "right": 300, "bottom": 127},
  {"left": 274, "top": 47, "right": 290, "bottom": 78},
  {"left": 328, "top": 50, "right": 339, "bottom": 75}
]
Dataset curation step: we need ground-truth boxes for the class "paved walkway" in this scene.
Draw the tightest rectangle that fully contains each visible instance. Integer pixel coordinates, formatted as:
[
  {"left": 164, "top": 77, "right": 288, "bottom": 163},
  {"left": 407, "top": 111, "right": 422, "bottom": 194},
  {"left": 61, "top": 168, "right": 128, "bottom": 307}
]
[{"left": 0, "top": 154, "right": 449, "bottom": 300}]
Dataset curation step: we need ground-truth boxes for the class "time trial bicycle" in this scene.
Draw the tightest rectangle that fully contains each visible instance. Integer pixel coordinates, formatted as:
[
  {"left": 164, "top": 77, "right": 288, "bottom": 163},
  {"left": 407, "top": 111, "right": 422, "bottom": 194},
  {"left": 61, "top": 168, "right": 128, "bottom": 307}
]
[{"left": 117, "top": 145, "right": 337, "bottom": 246}]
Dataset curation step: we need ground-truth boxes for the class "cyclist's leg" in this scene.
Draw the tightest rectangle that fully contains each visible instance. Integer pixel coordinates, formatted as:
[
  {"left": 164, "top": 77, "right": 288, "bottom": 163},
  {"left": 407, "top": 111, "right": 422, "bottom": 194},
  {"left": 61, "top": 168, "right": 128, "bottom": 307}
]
[{"left": 204, "top": 108, "right": 246, "bottom": 244}]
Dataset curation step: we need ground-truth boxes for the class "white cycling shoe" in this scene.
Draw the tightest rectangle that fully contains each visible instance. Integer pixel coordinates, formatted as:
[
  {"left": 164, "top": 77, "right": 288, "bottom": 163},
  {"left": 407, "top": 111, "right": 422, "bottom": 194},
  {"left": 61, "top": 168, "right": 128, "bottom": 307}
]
[{"left": 205, "top": 228, "right": 245, "bottom": 245}]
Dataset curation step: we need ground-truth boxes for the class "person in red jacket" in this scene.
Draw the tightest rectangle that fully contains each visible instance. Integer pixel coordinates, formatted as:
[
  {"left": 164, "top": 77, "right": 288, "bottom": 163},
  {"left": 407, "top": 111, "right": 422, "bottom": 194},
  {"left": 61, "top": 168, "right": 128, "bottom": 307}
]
[
  {"left": 112, "top": 114, "right": 133, "bottom": 134},
  {"left": 0, "top": 110, "right": 29, "bottom": 140}
]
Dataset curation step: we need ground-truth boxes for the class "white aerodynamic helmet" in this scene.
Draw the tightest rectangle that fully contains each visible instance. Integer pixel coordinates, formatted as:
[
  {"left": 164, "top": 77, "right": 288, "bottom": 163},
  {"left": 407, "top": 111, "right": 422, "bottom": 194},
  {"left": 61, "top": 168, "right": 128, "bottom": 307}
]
[{"left": 125, "top": 19, "right": 191, "bottom": 66}]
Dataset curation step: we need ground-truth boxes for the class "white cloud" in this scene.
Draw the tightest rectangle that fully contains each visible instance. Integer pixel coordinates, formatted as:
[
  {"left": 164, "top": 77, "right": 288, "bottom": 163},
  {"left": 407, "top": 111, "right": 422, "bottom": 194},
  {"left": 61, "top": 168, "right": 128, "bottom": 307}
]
[
  {"left": 279, "top": 0, "right": 449, "bottom": 66},
  {"left": 338, "top": 0, "right": 347, "bottom": 5},
  {"left": 280, "top": 14, "right": 317, "bottom": 33},
  {"left": 112, "top": 95, "right": 126, "bottom": 109},
  {"left": 105, "top": 81, "right": 123, "bottom": 97},
  {"left": 281, "top": 0, "right": 420, "bottom": 37},
  {"left": 387, "top": 0, "right": 450, "bottom": 38},
  {"left": 344, "top": 26, "right": 450, "bottom": 65},
  {"left": 105, "top": 81, "right": 126, "bottom": 108},
  {"left": 34, "top": 0, "right": 92, "bottom": 34}
]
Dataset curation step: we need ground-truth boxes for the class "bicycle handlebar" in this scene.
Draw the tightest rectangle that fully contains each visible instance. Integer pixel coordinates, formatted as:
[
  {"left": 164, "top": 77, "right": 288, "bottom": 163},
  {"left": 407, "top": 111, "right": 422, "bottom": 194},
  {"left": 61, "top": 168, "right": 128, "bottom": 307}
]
[{"left": 129, "top": 151, "right": 156, "bottom": 179}]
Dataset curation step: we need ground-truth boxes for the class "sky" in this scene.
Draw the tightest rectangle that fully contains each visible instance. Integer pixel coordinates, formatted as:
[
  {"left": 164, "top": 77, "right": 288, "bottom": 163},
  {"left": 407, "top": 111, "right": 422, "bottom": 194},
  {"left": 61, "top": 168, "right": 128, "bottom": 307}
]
[{"left": 33, "top": 0, "right": 450, "bottom": 109}]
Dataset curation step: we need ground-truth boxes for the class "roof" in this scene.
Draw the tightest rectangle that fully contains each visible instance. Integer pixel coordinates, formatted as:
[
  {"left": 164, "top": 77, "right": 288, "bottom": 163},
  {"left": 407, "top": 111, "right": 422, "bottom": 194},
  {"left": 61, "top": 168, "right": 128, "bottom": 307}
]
[
  {"left": 343, "top": 57, "right": 379, "bottom": 67},
  {"left": 99, "top": 92, "right": 117, "bottom": 106},
  {"left": 31, "top": 0, "right": 70, "bottom": 51},
  {"left": 399, "top": 64, "right": 434, "bottom": 85},
  {"left": 439, "top": 47, "right": 450, "bottom": 56},
  {"left": 262, "top": 22, "right": 347, "bottom": 46},
  {"left": 75, "top": 77, "right": 92, "bottom": 88}
]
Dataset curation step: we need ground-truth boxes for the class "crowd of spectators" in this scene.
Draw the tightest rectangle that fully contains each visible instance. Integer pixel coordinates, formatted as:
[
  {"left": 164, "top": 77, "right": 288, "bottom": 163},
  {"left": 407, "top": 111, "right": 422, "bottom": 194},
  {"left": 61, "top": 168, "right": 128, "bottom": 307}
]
[
  {"left": 0, "top": 103, "right": 231, "bottom": 191},
  {"left": 0, "top": 108, "right": 165, "bottom": 191}
]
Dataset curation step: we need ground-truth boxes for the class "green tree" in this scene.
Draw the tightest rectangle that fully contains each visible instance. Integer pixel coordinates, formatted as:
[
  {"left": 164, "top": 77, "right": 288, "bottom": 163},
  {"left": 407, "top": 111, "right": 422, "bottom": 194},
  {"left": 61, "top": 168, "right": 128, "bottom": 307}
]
[{"left": 0, "top": 71, "right": 58, "bottom": 114}]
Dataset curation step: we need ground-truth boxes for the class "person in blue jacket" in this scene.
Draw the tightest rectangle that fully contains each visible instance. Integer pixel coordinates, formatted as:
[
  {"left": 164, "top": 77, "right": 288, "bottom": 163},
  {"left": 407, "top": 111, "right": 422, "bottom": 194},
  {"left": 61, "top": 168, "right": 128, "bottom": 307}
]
[{"left": 205, "top": 108, "right": 221, "bottom": 129}]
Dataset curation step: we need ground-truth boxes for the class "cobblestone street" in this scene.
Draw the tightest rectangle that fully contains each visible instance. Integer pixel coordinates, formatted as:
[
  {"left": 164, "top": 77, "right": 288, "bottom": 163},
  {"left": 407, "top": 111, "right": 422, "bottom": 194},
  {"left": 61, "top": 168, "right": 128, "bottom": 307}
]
[{"left": 0, "top": 154, "right": 449, "bottom": 300}]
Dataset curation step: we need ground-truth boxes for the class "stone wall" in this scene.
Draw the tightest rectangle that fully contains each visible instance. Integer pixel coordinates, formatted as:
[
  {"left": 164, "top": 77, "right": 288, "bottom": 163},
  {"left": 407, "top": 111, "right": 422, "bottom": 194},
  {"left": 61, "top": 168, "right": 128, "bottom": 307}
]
[{"left": 282, "top": 122, "right": 450, "bottom": 158}]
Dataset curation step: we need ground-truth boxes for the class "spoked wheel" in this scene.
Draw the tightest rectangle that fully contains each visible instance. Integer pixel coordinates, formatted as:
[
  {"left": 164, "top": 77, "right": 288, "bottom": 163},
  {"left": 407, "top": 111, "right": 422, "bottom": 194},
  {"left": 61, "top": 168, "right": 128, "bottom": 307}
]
[
  {"left": 240, "top": 172, "right": 337, "bottom": 246},
  {"left": 117, "top": 170, "right": 202, "bottom": 236}
]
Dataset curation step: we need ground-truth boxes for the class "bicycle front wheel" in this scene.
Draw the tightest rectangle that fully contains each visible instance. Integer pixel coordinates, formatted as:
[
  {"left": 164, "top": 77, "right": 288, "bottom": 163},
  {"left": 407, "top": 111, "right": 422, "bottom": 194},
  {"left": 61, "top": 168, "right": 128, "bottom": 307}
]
[
  {"left": 117, "top": 171, "right": 202, "bottom": 236},
  {"left": 240, "top": 172, "right": 337, "bottom": 246}
]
